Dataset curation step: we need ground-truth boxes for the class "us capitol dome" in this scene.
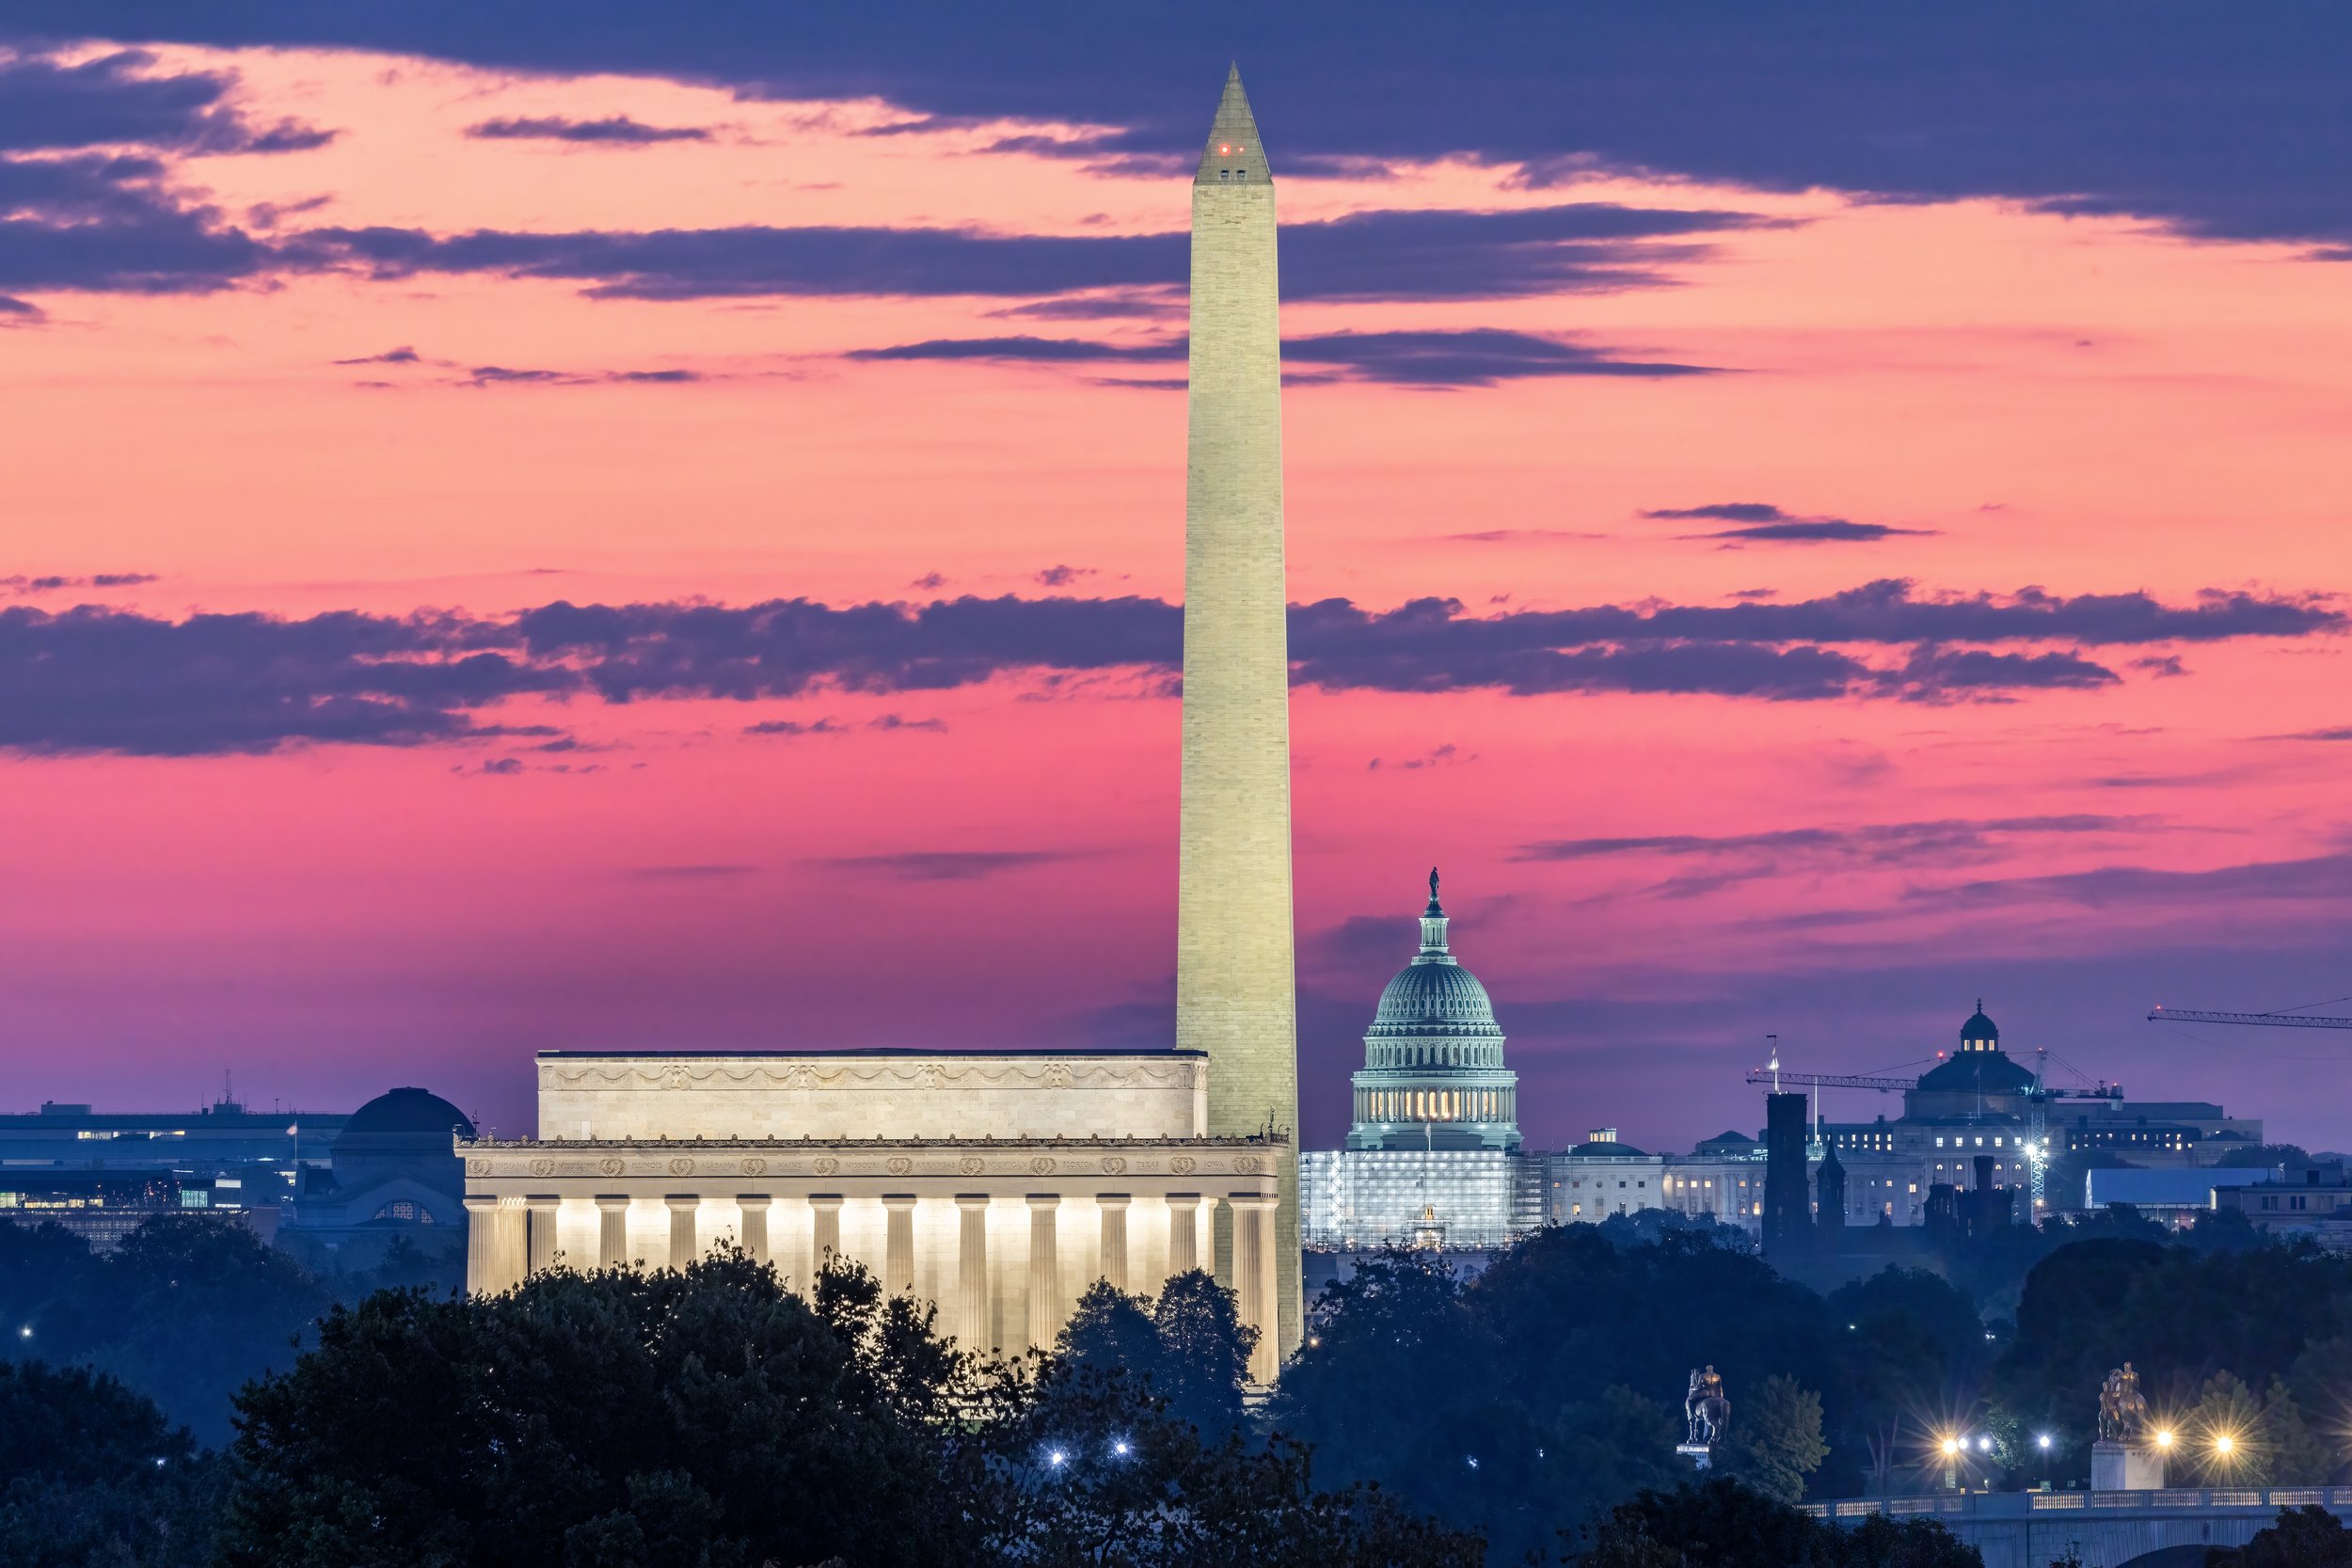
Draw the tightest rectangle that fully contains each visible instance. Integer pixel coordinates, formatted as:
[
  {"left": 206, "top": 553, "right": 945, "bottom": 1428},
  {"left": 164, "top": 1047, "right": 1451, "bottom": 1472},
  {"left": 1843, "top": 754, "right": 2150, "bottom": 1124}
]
[
  {"left": 1302, "top": 872, "right": 1539, "bottom": 1259},
  {"left": 1346, "top": 869, "right": 1521, "bottom": 1152}
]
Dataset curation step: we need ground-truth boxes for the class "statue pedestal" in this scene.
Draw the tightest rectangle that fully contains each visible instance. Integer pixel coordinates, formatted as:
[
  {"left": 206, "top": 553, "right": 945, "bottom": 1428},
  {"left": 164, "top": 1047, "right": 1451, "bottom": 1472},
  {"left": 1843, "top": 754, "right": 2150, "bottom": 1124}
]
[
  {"left": 1675, "top": 1444, "right": 1712, "bottom": 1471},
  {"left": 2090, "top": 1440, "right": 2164, "bottom": 1491}
]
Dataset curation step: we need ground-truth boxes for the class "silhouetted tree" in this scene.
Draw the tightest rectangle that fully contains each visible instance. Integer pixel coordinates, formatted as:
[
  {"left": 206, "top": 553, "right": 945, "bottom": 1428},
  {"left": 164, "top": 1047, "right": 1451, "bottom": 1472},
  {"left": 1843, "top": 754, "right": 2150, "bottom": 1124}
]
[
  {"left": 1828, "top": 1268, "right": 1988, "bottom": 1495},
  {"left": 0, "top": 1360, "right": 219, "bottom": 1567},
  {"left": 1149, "top": 1269, "right": 1255, "bottom": 1433},
  {"left": 2265, "top": 1377, "right": 2337, "bottom": 1487},
  {"left": 2210, "top": 1506, "right": 2352, "bottom": 1568},
  {"left": 1574, "top": 1477, "right": 1978, "bottom": 1568},
  {"left": 217, "top": 1251, "right": 1472, "bottom": 1568},
  {"left": 1721, "top": 1374, "right": 1829, "bottom": 1502},
  {"left": 1053, "top": 1269, "right": 1254, "bottom": 1436},
  {"left": 0, "top": 1216, "right": 328, "bottom": 1443},
  {"left": 219, "top": 1251, "right": 983, "bottom": 1568}
]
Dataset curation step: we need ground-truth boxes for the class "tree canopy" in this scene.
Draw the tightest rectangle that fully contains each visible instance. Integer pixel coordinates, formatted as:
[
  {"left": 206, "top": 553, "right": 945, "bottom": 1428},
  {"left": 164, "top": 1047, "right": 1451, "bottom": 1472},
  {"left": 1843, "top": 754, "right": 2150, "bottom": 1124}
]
[
  {"left": 0, "top": 1360, "right": 219, "bottom": 1568},
  {"left": 216, "top": 1250, "right": 1482, "bottom": 1568}
]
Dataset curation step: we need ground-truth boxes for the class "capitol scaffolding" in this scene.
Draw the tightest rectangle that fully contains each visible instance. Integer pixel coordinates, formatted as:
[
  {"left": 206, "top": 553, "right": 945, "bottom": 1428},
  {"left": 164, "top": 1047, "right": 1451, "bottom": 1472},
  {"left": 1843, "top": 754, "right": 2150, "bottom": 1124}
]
[{"left": 1301, "top": 874, "right": 1545, "bottom": 1252}]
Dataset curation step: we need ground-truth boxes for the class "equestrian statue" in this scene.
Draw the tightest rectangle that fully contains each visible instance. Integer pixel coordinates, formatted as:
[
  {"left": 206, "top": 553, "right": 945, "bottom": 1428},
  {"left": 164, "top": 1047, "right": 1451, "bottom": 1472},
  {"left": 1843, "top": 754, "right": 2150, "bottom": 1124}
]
[
  {"left": 2098, "top": 1362, "right": 2150, "bottom": 1443},
  {"left": 1685, "top": 1366, "right": 1730, "bottom": 1448}
]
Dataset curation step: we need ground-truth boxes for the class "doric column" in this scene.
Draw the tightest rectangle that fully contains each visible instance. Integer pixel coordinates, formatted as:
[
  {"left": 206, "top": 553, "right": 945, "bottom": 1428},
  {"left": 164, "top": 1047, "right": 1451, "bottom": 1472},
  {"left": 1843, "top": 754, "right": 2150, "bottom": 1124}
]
[
  {"left": 1167, "top": 1194, "right": 1200, "bottom": 1276},
  {"left": 1231, "top": 1193, "right": 1278, "bottom": 1384},
  {"left": 1097, "top": 1194, "right": 1131, "bottom": 1291},
  {"left": 463, "top": 1194, "right": 498, "bottom": 1295},
  {"left": 956, "top": 1195, "right": 991, "bottom": 1352},
  {"left": 737, "top": 1194, "right": 771, "bottom": 1265},
  {"left": 595, "top": 1195, "right": 629, "bottom": 1270},
  {"left": 809, "top": 1195, "right": 843, "bottom": 1278},
  {"left": 489, "top": 1196, "right": 528, "bottom": 1293},
  {"left": 882, "top": 1195, "right": 916, "bottom": 1297},
  {"left": 1026, "top": 1195, "right": 1061, "bottom": 1352},
  {"left": 664, "top": 1195, "right": 699, "bottom": 1273},
  {"left": 525, "top": 1194, "right": 561, "bottom": 1275}
]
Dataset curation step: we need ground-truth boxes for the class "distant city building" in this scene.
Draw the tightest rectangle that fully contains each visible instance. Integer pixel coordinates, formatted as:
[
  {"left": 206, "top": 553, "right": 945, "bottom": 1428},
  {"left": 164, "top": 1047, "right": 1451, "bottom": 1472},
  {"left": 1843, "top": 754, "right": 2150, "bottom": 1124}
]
[
  {"left": 1797, "top": 1006, "right": 2258, "bottom": 1212},
  {"left": 1659, "top": 1133, "right": 1769, "bottom": 1228},
  {"left": 281, "top": 1087, "right": 475, "bottom": 1271},
  {"left": 1768, "top": 1003, "right": 2263, "bottom": 1231},
  {"left": 2214, "top": 1167, "right": 2352, "bottom": 1248},
  {"left": 0, "top": 1095, "right": 347, "bottom": 1248},
  {"left": 1303, "top": 877, "right": 1541, "bottom": 1252},
  {"left": 2087, "top": 1166, "right": 2275, "bottom": 1229},
  {"left": 1547, "top": 1130, "right": 1664, "bottom": 1224},
  {"left": 1570, "top": 1002, "right": 2274, "bottom": 1249}
]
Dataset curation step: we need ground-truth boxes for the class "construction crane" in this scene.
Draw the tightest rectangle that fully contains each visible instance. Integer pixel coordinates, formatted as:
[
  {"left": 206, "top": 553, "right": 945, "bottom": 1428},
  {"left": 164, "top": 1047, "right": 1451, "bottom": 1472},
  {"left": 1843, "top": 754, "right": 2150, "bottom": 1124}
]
[
  {"left": 1741, "top": 1068, "right": 1915, "bottom": 1092},
  {"left": 2148, "top": 1005, "right": 2352, "bottom": 1030},
  {"left": 1746, "top": 1037, "right": 1914, "bottom": 1094}
]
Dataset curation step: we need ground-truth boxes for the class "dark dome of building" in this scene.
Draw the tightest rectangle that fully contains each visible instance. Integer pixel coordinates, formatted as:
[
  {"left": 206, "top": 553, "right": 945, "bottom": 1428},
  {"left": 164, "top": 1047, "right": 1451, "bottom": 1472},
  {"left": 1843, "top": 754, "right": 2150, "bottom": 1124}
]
[
  {"left": 342, "top": 1087, "right": 474, "bottom": 1140},
  {"left": 1914, "top": 1051, "right": 2037, "bottom": 1097},
  {"left": 1961, "top": 1005, "right": 2000, "bottom": 1043},
  {"left": 1567, "top": 1138, "right": 1648, "bottom": 1159}
]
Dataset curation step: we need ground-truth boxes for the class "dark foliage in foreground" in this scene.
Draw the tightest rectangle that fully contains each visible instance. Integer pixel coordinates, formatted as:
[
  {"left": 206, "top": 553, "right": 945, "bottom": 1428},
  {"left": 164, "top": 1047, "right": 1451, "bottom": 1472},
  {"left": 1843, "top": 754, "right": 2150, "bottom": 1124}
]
[
  {"left": 0, "top": 1360, "right": 221, "bottom": 1567},
  {"left": 1274, "top": 1234, "right": 1851, "bottom": 1558},
  {"left": 216, "top": 1250, "right": 1482, "bottom": 1568},
  {"left": 0, "top": 1216, "right": 453, "bottom": 1443},
  {"left": 2208, "top": 1505, "right": 2352, "bottom": 1568},
  {"left": 1579, "top": 1477, "right": 1980, "bottom": 1568}
]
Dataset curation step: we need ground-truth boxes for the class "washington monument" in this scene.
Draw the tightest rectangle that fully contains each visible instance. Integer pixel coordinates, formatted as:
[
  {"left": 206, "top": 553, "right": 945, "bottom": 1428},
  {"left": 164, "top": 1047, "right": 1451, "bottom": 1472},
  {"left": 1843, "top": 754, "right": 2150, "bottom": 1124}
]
[{"left": 1176, "top": 66, "right": 1301, "bottom": 1360}]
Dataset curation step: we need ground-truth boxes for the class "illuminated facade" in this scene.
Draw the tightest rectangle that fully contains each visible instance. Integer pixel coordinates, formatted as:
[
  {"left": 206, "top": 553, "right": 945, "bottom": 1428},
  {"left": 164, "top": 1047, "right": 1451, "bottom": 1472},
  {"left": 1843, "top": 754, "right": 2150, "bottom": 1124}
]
[
  {"left": 460, "top": 1048, "right": 1287, "bottom": 1382},
  {"left": 1549, "top": 1131, "right": 1662, "bottom": 1223},
  {"left": 1303, "top": 877, "right": 1542, "bottom": 1251}
]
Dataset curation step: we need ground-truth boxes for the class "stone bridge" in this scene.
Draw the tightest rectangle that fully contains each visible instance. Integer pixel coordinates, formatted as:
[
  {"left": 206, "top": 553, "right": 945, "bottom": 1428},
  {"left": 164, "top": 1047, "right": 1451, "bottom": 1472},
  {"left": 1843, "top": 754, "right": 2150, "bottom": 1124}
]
[{"left": 1804, "top": 1486, "right": 2352, "bottom": 1568}]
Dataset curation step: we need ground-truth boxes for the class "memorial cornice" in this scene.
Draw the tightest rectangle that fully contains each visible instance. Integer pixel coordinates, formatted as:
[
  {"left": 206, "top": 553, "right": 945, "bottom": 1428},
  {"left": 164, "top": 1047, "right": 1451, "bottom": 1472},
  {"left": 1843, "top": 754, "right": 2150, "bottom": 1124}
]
[
  {"left": 459, "top": 1132, "right": 1286, "bottom": 1183},
  {"left": 534, "top": 1055, "right": 1203, "bottom": 1092}
]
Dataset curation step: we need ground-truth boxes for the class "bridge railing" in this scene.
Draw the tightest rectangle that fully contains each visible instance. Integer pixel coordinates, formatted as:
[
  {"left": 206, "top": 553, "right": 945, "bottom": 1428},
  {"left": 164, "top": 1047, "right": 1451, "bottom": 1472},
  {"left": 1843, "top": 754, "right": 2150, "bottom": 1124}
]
[{"left": 1805, "top": 1485, "right": 2352, "bottom": 1522}]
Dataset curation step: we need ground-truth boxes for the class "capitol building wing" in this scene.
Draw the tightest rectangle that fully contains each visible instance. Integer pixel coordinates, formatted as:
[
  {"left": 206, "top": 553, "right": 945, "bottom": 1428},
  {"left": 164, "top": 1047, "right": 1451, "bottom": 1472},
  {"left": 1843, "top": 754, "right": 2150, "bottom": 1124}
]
[{"left": 461, "top": 1047, "right": 1285, "bottom": 1382}]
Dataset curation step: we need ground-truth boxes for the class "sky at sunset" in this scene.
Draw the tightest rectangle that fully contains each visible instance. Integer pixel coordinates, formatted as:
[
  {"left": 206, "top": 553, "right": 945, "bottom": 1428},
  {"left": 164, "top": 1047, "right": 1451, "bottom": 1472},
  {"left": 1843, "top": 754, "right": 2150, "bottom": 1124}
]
[{"left": 4, "top": 5, "right": 2349, "bottom": 1151}]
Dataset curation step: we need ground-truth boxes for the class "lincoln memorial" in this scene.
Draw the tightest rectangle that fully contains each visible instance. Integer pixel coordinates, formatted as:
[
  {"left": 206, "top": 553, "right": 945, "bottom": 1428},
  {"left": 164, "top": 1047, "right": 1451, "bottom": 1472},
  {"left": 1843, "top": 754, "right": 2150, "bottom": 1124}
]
[{"left": 459, "top": 1047, "right": 1287, "bottom": 1381}]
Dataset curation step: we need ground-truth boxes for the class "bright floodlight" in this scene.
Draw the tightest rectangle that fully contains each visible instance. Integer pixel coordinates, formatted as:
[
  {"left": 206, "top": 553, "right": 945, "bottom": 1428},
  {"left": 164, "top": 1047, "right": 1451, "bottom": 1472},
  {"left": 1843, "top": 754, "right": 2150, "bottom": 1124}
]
[
  {"left": 1979, "top": 1435, "right": 1994, "bottom": 1451},
  {"left": 1941, "top": 1437, "right": 1961, "bottom": 1456},
  {"left": 2038, "top": 1433, "right": 2053, "bottom": 1450},
  {"left": 1112, "top": 1440, "right": 1130, "bottom": 1457},
  {"left": 2215, "top": 1433, "right": 2236, "bottom": 1455},
  {"left": 1047, "top": 1449, "right": 1066, "bottom": 1467},
  {"left": 2154, "top": 1430, "right": 2174, "bottom": 1449}
]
